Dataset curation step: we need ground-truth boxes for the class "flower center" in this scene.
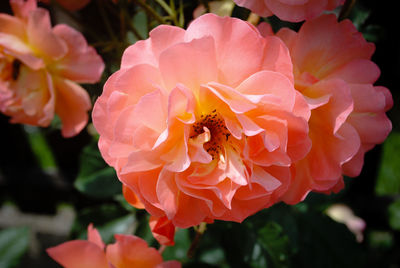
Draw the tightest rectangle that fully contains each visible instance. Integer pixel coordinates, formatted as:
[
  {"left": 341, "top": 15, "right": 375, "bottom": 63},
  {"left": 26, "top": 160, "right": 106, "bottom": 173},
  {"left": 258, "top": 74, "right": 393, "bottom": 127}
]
[{"left": 191, "top": 109, "right": 231, "bottom": 159}]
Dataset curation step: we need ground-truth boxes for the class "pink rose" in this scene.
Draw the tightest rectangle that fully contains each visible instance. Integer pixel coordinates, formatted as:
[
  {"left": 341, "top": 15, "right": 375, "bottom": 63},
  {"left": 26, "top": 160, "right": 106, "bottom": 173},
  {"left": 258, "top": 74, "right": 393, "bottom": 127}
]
[
  {"left": 47, "top": 224, "right": 180, "bottom": 268},
  {"left": 93, "top": 14, "right": 311, "bottom": 228},
  {"left": 0, "top": 0, "right": 104, "bottom": 137},
  {"left": 234, "top": 0, "right": 344, "bottom": 22},
  {"left": 267, "top": 15, "right": 392, "bottom": 203}
]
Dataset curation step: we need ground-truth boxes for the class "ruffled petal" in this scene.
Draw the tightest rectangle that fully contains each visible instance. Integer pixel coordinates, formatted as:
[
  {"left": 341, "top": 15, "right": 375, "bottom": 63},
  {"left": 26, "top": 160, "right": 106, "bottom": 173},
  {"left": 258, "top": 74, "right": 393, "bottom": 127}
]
[{"left": 52, "top": 24, "right": 104, "bottom": 83}]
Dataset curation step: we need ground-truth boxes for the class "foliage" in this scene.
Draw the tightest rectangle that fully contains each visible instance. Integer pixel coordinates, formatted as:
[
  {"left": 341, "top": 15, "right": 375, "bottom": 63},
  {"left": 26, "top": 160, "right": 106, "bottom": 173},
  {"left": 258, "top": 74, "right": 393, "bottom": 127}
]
[{"left": 0, "top": 227, "right": 30, "bottom": 268}]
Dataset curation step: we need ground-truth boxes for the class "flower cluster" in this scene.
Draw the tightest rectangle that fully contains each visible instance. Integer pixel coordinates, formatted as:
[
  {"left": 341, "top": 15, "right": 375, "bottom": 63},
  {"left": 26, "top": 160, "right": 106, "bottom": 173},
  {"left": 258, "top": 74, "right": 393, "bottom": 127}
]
[
  {"left": 93, "top": 11, "right": 392, "bottom": 229},
  {"left": 93, "top": 14, "right": 312, "bottom": 228}
]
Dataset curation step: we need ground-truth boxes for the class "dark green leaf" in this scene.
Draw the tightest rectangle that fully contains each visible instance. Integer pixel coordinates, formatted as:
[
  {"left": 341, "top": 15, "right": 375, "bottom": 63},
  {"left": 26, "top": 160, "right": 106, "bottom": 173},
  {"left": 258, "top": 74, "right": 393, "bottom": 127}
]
[
  {"left": 75, "top": 167, "right": 121, "bottom": 198},
  {"left": 257, "top": 222, "right": 290, "bottom": 268},
  {"left": 291, "top": 212, "right": 365, "bottom": 268},
  {"left": 163, "top": 228, "right": 191, "bottom": 262},
  {"left": 76, "top": 141, "right": 108, "bottom": 177},
  {"left": 71, "top": 204, "right": 129, "bottom": 240},
  {"left": 376, "top": 132, "right": 400, "bottom": 196},
  {"left": 133, "top": 212, "right": 155, "bottom": 245},
  {"left": 74, "top": 141, "right": 121, "bottom": 198},
  {"left": 132, "top": 11, "right": 148, "bottom": 39},
  {"left": 388, "top": 199, "right": 400, "bottom": 231},
  {"left": 0, "top": 227, "right": 30, "bottom": 268},
  {"left": 368, "top": 231, "right": 394, "bottom": 249},
  {"left": 24, "top": 126, "right": 56, "bottom": 170},
  {"left": 97, "top": 214, "right": 136, "bottom": 244}
]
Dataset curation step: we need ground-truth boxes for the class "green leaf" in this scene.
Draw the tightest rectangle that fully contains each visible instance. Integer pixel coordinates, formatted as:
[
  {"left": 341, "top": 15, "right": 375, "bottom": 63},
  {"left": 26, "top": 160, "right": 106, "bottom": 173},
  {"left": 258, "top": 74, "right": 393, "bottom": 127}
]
[
  {"left": 0, "top": 227, "right": 30, "bottom": 268},
  {"left": 132, "top": 212, "right": 155, "bottom": 245},
  {"left": 368, "top": 231, "right": 394, "bottom": 249},
  {"left": 24, "top": 126, "right": 57, "bottom": 170},
  {"left": 348, "top": 3, "right": 370, "bottom": 30},
  {"left": 74, "top": 141, "right": 121, "bottom": 198},
  {"left": 132, "top": 11, "right": 148, "bottom": 39},
  {"left": 77, "top": 141, "right": 108, "bottom": 177},
  {"left": 71, "top": 204, "right": 130, "bottom": 241},
  {"left": 75, "top": 167, "right": 121, "bottom": 198},
  {"left": 198, "top": 247, "right": 226, "bottom": 267},
  {"left": 163, "top": 228, "right": 191, "bottom": 262},
  {"left": 257, "top": 222, "right": 290, "bottom": 268},
  {"left": 96, "top": 214, "right": 136, "bottom": 244},
  {"left": 376, "top": 132, "right": 400, "bottom": 196},
  {"left": 388, "top": 199, "right": 400, "bottom": 231},
  {"left": 114, "top": 194, "right": 137, "bottom": 212},
  {"left": 291, "top": 212, "right": 365, "bottom": 268}
]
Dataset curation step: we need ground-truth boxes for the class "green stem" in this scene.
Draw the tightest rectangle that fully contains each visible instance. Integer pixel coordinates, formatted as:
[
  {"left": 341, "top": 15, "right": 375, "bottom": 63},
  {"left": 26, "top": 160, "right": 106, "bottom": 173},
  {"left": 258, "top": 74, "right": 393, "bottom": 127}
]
[
  {"left": 51, "top": 2, "right": 101, "bottom": 42},
  {"left": 97, "top": 0, "right": 117, "bottom": 41},
  {"left": 154, "top": 0, "right": 174, "bottom": 16},
  {"left": 178, "top": 0, "right": 184, "bottom": 28},
  {"left": 159, "top": 245, "right": 167, "bottom": 254},
  {"left": 187, "top": 222, "right": 207, "bottom": 258},
  {"left": 338, "top": 0, "right": 357, "bottom": 21},
  {"left": 121, "top": 7, "right": 144, "bottom": 40}
]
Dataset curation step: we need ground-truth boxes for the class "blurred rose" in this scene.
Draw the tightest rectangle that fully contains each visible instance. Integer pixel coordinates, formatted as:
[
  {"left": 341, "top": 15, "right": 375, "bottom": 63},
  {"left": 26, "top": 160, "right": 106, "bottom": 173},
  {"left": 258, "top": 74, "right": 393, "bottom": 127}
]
[
  {"left": 93, "top": 14, "right": 311, "bottom": 228},
  {"left": 40, "top": 0, "right": 91, "bottom": 11},
  {"left": 47, "top": 224, "right": 180, "bottom": 268},
  {"left": 234, "top": 0, "right": 344, "bottom": 22},
  {"left": 0, "top": 0, "right": 104, "bottom": 137},
  {"left": 263, "top": 15, "right": 393, "bottom": 203},
  {"left": 326, "top": 204, "right": 366, "bottom": 242}
]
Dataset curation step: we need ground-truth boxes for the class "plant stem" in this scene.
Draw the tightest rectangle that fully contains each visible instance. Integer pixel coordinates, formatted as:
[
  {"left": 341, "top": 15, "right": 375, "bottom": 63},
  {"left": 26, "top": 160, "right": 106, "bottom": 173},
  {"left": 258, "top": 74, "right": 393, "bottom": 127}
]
[
  {"left": 97, "top": 0, "right": 118, "bottom": 42},
  {"left": 178, "top": 0, "right": 184, "bottom": 28},
  {"left": 187, "top": 222, "right": 207, "bottom": 258},
  {"left": 132, "top": 0, "right": 167, "bottom": 24},
  {"left": 121, "top": 7, "right": 144, "bottom": 40},
  {"left": 159, "top": 245, "right": 167, "bottom": 254},
  {"left": 339, "top": 0, "right": 357, "bottom": 21},
  {"left": 154, "top": 0, "right": 174, "bottom": 16}
]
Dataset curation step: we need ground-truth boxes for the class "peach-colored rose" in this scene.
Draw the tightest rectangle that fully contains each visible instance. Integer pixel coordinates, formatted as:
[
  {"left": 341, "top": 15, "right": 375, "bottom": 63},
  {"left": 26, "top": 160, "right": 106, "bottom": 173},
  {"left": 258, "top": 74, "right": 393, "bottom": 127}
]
[
  {"left": 0, "top": 0, "right": 104, "bottom": 137},
  {"left": 264, "top": 15, "right": 392, "bottom": 203},
  {"left": 93, "top": 14, "right": 311, "bottom": 228},
  {"left": 47, "top": 224, "right": 181, "bottom": 268},
  {"left": 39, "top": 0, "right": 91, "bottom": 11},
  {"left": 234, "top": 0, "right": 344, "bottom": 22}
]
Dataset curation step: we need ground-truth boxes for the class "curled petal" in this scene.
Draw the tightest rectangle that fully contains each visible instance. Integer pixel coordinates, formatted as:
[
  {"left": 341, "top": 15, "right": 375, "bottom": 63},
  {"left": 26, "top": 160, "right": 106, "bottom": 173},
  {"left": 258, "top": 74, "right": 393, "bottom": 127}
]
[
  {"left": 149, "top": 216, "right": 176, "bottom": 246},
  {"left": 53, "top": 77, "right": 91, "bottom": 138}
]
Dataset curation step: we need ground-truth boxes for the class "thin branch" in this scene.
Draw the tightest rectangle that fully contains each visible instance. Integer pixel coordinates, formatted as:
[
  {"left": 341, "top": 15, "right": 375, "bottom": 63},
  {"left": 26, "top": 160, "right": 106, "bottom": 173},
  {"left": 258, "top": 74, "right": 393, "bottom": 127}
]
[
  {"left": 132, "top": 0, "right": 167, "bottom": 25},
  {"left": 154, "top": 0, "right": 174, "bottom": 16},
  {"left": 187, "top": 222, "right": 207, "bottom": 258},
  {"left": 339, "top": 0, "right": 357, "bottom": 21},
  {"left": 97, "top": 0, "right": 118, "bottom": 41}
]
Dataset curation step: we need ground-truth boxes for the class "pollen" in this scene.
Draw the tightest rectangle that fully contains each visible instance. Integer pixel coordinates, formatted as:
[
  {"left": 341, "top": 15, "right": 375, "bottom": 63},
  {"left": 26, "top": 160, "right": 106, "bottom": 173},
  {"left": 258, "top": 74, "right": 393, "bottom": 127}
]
[{"left": 191, "top": 109, "right": 231, "bottom": 160}]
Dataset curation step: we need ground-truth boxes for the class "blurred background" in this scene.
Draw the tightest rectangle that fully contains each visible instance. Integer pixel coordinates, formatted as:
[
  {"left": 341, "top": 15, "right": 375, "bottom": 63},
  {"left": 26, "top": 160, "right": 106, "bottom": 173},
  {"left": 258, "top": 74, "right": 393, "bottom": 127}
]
[{"left": 0, "top": 0, "right": 399, "bottom": 267}]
